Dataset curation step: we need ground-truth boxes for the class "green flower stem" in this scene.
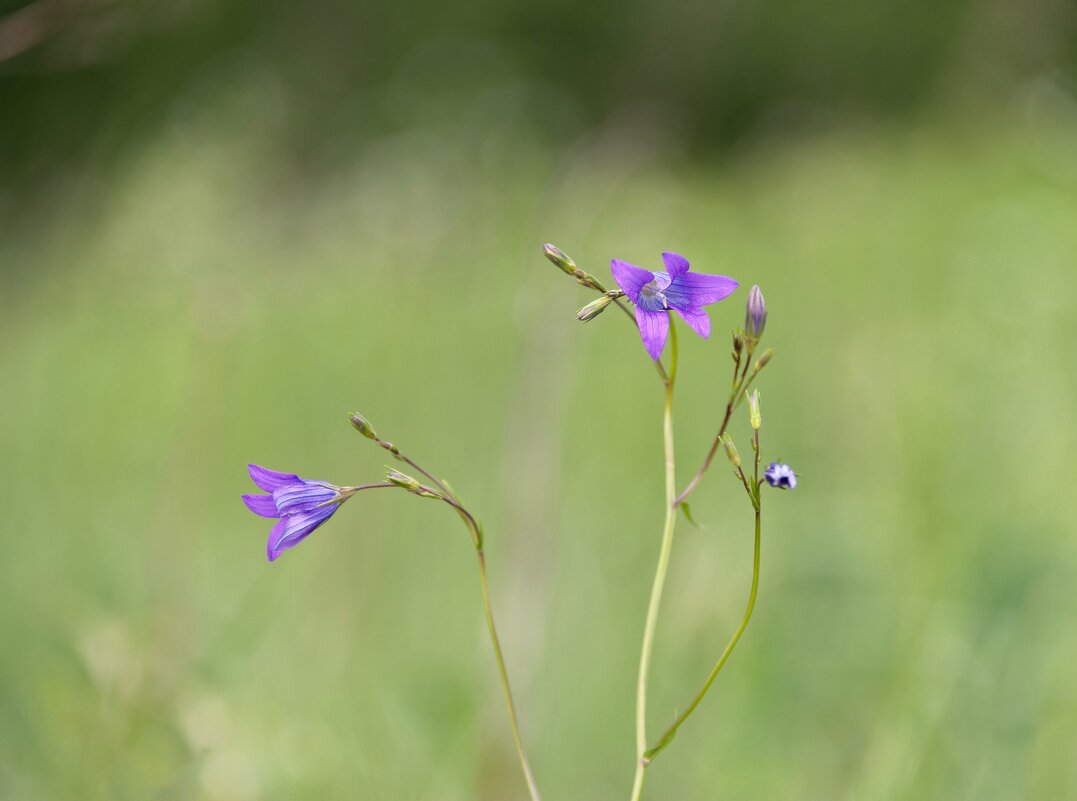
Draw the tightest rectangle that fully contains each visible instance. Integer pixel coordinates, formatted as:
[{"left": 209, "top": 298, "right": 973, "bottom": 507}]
[
  {"left": 359, "top": 426, "right": 541, "bottom": 798},
  {"left": 630, "top": 319, "right": 678, "bottom": 801},
  {"left": 674, "top": 346, "right": 762, "bottom": 508},
  {"left": 476, "top": 548, "right": 542, "bottom": 801},
  {"left": 673, "top": 394, "right": 736, "bottom": 508},
  {"left": 643, "top": 505, "right": 761, "bottom": 764},
  {"left": 375, "top": 437, "right": 455, "bottom": 497},
  {"left": 427, "top": 489, "right": 541, "bottom": 801}
]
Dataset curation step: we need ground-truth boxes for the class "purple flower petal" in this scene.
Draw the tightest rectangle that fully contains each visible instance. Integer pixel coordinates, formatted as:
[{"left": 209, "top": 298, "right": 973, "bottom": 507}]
[
  {"left": 267, "top": 505, "right": 338, "bottom": 561},
  {"left": 242, "top": 493, "right": 279, "bottom": 518},
  {"left": 661, "top": 252, "right": 690, "bottom": 280},
  {"left": 248, "top": 464, "right": 301, "bottom": 493},
  {"left": 272, "top": 482, "right": 339, "bottom": 515},
  {"left": 266, "top": 518, "right": 289, "bottom": 561},
  {"left": 635, "top": 308, "right": 670, "bottom": 360},
  {"left": 610, "top": 260, "right": 655, "bottom": 304},
  {"left": 664, "top": 274, "right": 739, "bottom": 308},
  {"left": 675, "top": 307, "right": 711, "bottom": 339}
]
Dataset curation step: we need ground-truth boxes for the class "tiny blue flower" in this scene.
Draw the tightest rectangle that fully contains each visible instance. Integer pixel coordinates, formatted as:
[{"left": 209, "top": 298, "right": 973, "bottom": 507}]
[{"left": 764, "top": 462, "right": 797, "bottom": 490}]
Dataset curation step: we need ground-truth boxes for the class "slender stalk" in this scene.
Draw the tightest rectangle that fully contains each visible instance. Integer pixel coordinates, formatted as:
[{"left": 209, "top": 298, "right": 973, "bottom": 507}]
[
  {"left": 674, "top": 342, "right": 765, "bottom": 507},
  {"left": 673, "top": 401, "right": 734, "bottom": 508},
  {"left": 340, "top": 482, "right": 398, "bottom": 496},
  {"left": 420, "top": 487, "right": 540, "bottom": 801},
  {"left": 476, "top": 548, "right": 542, "bottom": 801},
  {"left": 644, "top": 506, "right": 762, "bottom": 763},
  {"left": 375, "top": 437, "right": 453, "bottom": 496},
  {"left": 630, "top": 319, "right": 678, "bottom": 801},
  {"left": 375, "top": 439, "right": 542, "bottom": 801}
]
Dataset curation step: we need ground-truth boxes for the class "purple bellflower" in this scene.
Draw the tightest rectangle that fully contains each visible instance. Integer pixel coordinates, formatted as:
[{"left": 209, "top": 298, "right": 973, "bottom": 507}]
[
  {"left": 243, "top": 464, "right": 350, "bottom": 561},
  {"left": 764, "top": 462, "right": 797, "bottom": 490},
  {"left": 611, "top": 252, "right": 738, "bottom": 360}
]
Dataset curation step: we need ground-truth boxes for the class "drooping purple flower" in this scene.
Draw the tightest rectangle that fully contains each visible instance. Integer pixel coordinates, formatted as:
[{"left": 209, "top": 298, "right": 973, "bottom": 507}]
[
  {"left": 243, "top": 464, "right": 349, "bottom": 561},
  {"left": 610, "top": 252, "right": 738, "bottom": 360},
  {"left": 764, "top": 462, "right": 797, "bottom": 490}
]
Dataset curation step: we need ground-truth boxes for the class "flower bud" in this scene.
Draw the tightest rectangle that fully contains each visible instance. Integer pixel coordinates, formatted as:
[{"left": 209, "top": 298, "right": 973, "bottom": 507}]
[
  {"left": 745, "top": 285, "right": 766, "bottom": 339},
  {"left": 577, "top": 294, "right": 613, "bottom": 322},
  {"left": 722, "top": 433, "right": 741, "bottom": 468},
  {"left": 543, "top": 244, "right": 577, "bottom": 275},
  {"left": 385, "top": 469, "right": 421, "bottom": 491},
  {"left": 754, "top": 348, "right": 774, "bottom": 371},
  {"left": 747, "top": 389, "right": 761, "bottom": 430},
  {"left": 348, "top": 412, "right": 378, "bottom": 440}
]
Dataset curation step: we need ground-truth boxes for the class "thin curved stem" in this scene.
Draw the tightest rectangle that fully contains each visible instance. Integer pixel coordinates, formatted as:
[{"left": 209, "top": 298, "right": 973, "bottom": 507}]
[
  {"left": 476, "top": 549, "right": 542, "bottom": 801},
  {"left": 423, "top": 489, "right": 540, "bottom": 800},
  {"left": 340, "top": 482, "right": 398, "bottom": 495},
  {"left": 377, "top": 445, "right": 541, "bottom": 800},
  {"left": 673, "top": 401, "right": 734, "bottom": 508},
  {"left": 674, "top": 345, "right": 762, "bottom": 507},
  {"left": 630, "top": 318, "right": 678, "bottom": 801},
  {"left": 375, "top": 437, "right": 454, "bottom": 497},
  {"left": 643, "top": 506, "right": 762, "bottom": 764}
]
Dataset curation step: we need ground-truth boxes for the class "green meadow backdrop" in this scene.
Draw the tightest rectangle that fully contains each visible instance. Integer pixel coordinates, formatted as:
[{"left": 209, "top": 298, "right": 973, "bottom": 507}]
[{"left": 2, "top": 2, "right": 1076, "bottom": 799}]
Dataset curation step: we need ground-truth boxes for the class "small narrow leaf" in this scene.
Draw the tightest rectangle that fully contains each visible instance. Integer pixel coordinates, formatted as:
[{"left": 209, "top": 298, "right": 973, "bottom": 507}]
[{"left": 679, "top": 502, "right": 702, "bottom": 528}]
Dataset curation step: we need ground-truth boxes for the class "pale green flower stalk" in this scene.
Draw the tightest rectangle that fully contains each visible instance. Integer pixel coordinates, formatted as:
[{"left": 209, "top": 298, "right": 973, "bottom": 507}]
[
  {"left": 352, "top": 418, "right": 544, "bottom": 801},
  {"left": 630, "top": 319, "right": 679, "bottom": 801},
  {"left": 622, "top": 282, "right": 781, "bottom": 799},
  {"left": 642, "top": 401, "right": 765, "bottom": 770}
]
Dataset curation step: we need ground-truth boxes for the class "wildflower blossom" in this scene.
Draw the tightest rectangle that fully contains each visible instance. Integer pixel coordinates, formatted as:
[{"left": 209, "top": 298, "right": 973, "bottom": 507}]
[
  {"left": 764, "top": 462, "right": 797, "bottom": 490},
  {"left": 242, "top": 464, "right": 350, "bottom": 561},
  {"left": 611, "top": 252, "right": 738, "bottom": 360}
]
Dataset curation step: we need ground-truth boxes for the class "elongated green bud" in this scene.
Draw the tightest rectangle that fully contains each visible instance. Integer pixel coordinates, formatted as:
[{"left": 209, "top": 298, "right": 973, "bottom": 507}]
[
  {"left": 723, "top": 433, "right": 741, "bottom": 468},
  {"left": 385, "top": 469, "right": 421, "bottom": 491},
  {"left": 755, "top": 348, "right": 774, "bottom": 371},
  {"left": 348, "top": 412, "right": 378, "bottom": 440},
  {"left": 543, "top": 243, "right": 606, "bottom": 291},
  {"left": 543, "top": 244, "right": 577, "bottom": 275},
  {"left": 577, "top": 294, "right": 613, "bottom": 322},
  {"left": 747, "top": 389, "right": 761, "bottom": 430}
]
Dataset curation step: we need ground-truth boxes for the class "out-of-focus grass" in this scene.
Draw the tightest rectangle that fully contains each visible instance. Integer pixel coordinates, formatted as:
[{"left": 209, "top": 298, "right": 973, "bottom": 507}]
[{"left": 1, "top": 92, "right": 1076, "bottom": 801}]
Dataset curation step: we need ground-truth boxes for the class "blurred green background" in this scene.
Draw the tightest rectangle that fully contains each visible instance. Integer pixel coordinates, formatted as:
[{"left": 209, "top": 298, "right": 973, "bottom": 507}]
[{"left": 2, "top": 1, "right": 1076, "bottom": 799}]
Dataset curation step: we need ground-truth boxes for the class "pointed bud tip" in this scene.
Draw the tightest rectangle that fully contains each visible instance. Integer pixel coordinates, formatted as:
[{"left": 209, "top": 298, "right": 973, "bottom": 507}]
[
  {"left": 722, "top": 433, "right": 742, "bottom": 468},
  {"left": 745, "top": 285, "right": 767, "bottom": 339},
  {"left": 577, "top": 294, "right": 614, "bottom": 322},
  {"left": 385, "top": 469, "right": 421, "bottom": 491},
  {"left": 348, "top": 412, "right": 378, "bottom": 440},
  {"left": 747, "top": 389, "right": 761, "bottom": 430},
  {"left": 543, "top": 243, "right": 577, "bottom": 275}
]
